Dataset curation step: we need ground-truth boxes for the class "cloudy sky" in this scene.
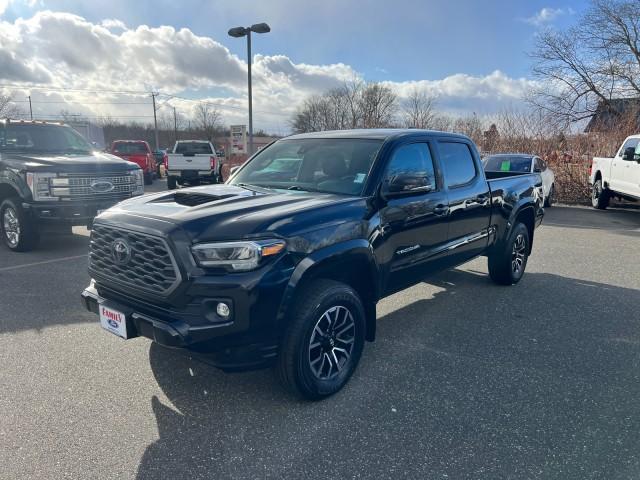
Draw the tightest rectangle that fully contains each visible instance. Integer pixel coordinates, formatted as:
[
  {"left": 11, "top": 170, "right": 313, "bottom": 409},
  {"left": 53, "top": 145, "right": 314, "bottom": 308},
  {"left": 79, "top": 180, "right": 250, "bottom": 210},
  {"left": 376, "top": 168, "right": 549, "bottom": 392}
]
[{"left": 0, "top": 0, "right": 585, "bottom": 134}]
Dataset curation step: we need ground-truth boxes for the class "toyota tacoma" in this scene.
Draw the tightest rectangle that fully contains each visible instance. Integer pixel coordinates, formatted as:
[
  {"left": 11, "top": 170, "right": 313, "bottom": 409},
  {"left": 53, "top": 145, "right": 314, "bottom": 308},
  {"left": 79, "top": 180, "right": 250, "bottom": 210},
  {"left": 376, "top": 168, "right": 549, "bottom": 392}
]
[{"left": 82, "top": 129, "right": 544, "bottom": 399}]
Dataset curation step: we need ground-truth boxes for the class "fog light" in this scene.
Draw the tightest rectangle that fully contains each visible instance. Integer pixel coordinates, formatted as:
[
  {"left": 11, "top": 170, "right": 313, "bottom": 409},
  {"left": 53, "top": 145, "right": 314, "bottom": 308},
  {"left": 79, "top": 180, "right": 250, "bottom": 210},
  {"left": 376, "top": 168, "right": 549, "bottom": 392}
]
[{"left": 216, "top": 302, "right": 230, "bottom": 318}]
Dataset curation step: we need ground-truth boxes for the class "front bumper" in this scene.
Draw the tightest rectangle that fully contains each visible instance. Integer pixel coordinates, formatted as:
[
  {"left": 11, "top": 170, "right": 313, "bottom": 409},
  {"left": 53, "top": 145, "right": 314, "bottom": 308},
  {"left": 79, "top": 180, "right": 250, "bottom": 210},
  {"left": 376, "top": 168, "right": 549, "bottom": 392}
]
[
  {"left": 82, "top": 257, "right": 293, "bottom": 370},
  {"left": 24, "top": 197, "right": 137, "bottom": 225}
]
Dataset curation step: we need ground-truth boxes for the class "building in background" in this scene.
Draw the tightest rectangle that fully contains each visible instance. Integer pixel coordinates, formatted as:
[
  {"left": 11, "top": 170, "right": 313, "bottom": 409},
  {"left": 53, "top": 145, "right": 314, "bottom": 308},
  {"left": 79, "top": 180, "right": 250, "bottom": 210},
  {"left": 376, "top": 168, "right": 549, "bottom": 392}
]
[{"left": 67, "top": 121, "right": 106, "bottom": 149}]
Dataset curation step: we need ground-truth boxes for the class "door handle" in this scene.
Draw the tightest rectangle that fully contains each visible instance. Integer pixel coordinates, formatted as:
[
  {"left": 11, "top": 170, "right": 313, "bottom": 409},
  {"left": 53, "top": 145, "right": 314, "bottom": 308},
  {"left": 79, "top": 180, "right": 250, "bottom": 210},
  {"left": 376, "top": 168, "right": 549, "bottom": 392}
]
[
  {"left": 433, "top": 204, "right": 449, "bottom": 216},
  {"left": 464, "top": 195, "right": 487, "bottom": 208}
]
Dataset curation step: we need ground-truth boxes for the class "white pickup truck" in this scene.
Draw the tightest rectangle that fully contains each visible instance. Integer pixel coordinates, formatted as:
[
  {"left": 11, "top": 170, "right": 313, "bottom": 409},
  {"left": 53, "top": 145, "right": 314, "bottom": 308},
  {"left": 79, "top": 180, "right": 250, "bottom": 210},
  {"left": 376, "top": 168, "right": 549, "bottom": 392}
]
[
  {"left": 166, "top": 140, "right": 223, "bottom": 190},
  {"left": 590, "top": 134, "right": 640, "bottom": 209}
]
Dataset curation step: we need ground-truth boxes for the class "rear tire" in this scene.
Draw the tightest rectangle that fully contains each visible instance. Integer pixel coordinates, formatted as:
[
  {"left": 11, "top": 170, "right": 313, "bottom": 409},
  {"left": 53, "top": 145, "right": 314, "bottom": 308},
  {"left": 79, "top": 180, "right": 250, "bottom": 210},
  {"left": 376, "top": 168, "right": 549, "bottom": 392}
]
[
  {"left": 0, "top": 197, "right": 40, "bottom": 252},
  {"left": 591, "top": 179, "right": 609, "bottom": 210},
  {"left": 276, "top": 279, "right": 366, "bottom": 400},
  {"left": 144, "top": 172, "right": 153, "bottom": 185},
  {"left": 167, "top": 177, "right": 177, "bottom": 190},
  {"left": 488, "top": 222, "right": 529, "bottom": 285}
]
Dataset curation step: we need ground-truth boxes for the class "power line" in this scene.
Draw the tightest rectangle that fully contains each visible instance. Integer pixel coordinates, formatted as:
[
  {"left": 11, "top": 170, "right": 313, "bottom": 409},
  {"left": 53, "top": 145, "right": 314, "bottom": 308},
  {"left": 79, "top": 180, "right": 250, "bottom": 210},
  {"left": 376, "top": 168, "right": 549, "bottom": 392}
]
[
  {"left": 3, "top": 83, "right": 293, "bottom": 118},
  {"left": 0, "top": 83, "right": 149, "bottom": 95},
  {"left": 12, "top": 100, "right": 153, "bottom": 105}
]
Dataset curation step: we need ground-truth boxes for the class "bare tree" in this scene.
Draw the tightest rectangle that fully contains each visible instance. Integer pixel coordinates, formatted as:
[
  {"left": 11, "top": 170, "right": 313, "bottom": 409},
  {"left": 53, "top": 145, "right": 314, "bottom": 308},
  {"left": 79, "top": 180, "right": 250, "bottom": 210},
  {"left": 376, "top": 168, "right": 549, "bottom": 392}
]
[
  {"left": 529, "top": 0, "right": 640, "bottom": 126},
  {"left": 402, "top": 88, "right": 438, "bottom": 129},
  {"left": 194, "top": 103, "right": 222, "bottom": 141},
  {"left": 360, "top": 83, "right": 397, "bottom": 128},
  {"left": 0, "top": 94, "right": 21, "bottom": 118}
]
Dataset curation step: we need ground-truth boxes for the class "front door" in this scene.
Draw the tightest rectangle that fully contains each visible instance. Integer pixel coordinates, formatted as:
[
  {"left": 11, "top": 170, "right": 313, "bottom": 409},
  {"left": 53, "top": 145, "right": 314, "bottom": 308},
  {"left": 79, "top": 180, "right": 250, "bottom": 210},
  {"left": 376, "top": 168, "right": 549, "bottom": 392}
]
[
  {"left": 612, "top": 137, "right": 640, "bottom": 195},
  {"left": 375, "top": 142, "right": 450, "bottom": 295}
]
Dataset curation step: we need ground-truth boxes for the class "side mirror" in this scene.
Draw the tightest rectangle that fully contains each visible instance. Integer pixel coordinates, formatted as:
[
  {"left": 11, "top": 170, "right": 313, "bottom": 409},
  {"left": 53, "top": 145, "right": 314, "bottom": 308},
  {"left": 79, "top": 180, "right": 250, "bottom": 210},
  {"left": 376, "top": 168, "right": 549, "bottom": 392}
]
[
  {"left": 533, "top": 166, "right": 542, "bottom": 173},
  {"left": 382, "top": 173, "right": 433, "bottom": 198},
  {"left": 622, "top": 147, "right": 636, "bottom": 160},
  {"left": 229, "top": 165, "right": 241, "bottom": 176}
]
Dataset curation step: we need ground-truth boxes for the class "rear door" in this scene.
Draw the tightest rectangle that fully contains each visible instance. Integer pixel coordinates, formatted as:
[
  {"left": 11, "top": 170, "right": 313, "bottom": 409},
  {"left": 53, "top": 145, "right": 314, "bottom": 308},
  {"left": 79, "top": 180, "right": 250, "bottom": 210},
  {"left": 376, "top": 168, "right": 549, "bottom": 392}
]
[
  {"left": 436, "top": 139, "right": 492, "bottom": 264},
  {"left": 377, "top": 141, "right": 450, "bottom": 294}
]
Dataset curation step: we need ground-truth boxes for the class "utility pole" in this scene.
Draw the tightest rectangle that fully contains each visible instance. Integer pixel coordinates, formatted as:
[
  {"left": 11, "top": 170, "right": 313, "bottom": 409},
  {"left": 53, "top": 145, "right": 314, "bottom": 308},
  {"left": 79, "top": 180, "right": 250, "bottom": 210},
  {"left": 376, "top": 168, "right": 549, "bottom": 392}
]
[
  {"left": 28, "top": 95, "right": 33, "bottom": 120},
  {"left": 151, "top": 92, "right": 159, "bottom": 150},
  {"left": 173, "top": 106, "right": 178, "bottom": 143}
]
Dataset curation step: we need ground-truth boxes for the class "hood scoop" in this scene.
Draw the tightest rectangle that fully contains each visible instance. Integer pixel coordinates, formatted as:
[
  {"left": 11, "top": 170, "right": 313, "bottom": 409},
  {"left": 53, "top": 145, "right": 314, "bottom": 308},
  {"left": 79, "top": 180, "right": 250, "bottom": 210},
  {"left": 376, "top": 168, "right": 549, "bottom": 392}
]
[{"left": 161, "top": 191, "right": 236, "bottom": 207}]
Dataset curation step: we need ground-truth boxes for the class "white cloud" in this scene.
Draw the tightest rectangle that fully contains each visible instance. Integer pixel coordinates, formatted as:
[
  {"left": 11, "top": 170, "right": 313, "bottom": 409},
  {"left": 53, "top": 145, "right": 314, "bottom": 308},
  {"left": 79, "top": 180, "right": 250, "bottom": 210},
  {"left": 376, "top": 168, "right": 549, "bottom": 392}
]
[
  {"left": 100, "top": 18, "right": 126, "bottom": 31},
  {"left": 523, "top": 7, "right": 574, "bottom": 27},
  {"left": 0, "top": 11, "right": 538, "bottom": 132}
]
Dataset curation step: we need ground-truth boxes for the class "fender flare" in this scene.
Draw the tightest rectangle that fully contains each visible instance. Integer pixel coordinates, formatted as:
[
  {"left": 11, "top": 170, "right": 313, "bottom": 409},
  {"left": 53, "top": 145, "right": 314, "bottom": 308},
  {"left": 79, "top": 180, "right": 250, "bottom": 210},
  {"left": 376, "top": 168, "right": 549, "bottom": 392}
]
[
  {"left": 276, "top": 239, "right": 380, "bottom": 341},
  {"left": 0, "top": 169, "right": 30, "bottom": 201}
]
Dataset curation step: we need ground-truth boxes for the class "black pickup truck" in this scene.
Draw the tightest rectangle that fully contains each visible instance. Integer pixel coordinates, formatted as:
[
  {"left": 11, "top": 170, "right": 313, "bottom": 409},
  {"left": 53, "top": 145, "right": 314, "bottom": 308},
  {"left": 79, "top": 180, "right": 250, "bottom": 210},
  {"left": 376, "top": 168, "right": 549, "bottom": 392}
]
[
  {"left": 82, "top": 129, "right": 544, "bottom": 399},
  {"left": 0, "top": 120, "right": 144, "bottom": 251}
]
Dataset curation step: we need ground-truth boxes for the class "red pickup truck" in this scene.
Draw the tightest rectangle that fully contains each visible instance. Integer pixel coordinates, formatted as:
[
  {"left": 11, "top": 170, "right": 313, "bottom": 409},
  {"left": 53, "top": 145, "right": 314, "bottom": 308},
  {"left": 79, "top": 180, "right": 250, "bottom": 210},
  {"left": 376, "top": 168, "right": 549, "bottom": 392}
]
[{"left": 110, "top": 140, "right": 155, "bottom": 185}]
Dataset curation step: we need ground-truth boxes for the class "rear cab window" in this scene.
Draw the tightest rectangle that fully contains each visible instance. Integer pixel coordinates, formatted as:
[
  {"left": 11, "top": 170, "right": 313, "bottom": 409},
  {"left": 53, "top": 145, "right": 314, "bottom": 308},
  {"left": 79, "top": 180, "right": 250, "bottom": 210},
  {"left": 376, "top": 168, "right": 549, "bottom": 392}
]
[
  {"left": 113, "top": 142, "right": 149, "bottom": 154},
  {"left": 175, "top": 142, "right": 214, "bottom": 154},
  {"left": 438, "top": 141, "right": 477, "bottom": 188}
]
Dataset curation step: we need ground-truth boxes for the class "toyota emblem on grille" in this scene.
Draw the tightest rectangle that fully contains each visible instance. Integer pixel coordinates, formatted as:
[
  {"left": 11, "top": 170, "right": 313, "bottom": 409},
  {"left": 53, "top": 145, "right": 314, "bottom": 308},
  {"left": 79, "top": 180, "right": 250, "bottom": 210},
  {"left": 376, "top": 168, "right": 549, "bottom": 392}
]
[
  {"left": 90, "top": 180, "right": 114, "bottom": 193},
  {"left": 111, "top": 238, "right": 132, "bottom": 265}
]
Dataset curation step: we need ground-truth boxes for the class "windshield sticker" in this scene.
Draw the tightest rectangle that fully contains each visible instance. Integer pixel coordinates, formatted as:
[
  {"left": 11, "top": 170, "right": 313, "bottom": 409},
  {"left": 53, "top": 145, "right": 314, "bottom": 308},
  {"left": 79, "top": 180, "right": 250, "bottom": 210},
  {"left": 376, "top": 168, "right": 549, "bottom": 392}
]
[{"left": 500, "top": 161, "right": 511, "bottom": 171}]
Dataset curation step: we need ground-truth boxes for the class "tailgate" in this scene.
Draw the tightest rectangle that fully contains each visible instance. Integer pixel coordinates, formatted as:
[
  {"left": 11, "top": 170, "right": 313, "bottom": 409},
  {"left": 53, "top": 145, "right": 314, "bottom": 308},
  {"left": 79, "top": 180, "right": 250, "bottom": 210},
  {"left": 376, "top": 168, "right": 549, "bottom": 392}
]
[{"left": 168, "top": 154, "right": 211, "bottom": 170}]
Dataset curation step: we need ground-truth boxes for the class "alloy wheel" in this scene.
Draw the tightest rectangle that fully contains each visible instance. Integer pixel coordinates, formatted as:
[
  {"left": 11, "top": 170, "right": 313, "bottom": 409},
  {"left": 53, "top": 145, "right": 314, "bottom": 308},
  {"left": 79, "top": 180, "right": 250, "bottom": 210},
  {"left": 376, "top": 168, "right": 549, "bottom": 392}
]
[
  {"left": 511, "top": 233, "right": 526, "bottom": 275},
  {"left": 308, "top": 305, "right": 355, "bottom": 380},
  {"left": 3, "top": 207, "right": 20, "bottom": 247}
]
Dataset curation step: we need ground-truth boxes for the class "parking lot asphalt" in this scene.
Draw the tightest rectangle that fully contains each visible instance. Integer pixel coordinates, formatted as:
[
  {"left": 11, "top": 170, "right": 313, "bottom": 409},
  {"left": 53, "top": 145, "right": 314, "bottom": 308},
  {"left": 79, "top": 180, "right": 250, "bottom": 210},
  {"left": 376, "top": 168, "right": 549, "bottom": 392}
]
[{"left": 1, "top": 183, "right": 639, "bottom": 480}]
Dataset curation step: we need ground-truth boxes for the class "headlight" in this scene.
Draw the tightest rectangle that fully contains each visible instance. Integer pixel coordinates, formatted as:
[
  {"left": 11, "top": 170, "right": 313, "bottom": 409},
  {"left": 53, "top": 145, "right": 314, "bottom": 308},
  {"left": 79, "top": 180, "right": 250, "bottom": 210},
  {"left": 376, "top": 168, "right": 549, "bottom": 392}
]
[
  {"left": 191, "top": 239, "right": 285, "bottom": 271},
  {"left": 132, "top": 169, "right": 144, "bottom": 195},
  {"left": 26, "top": 172, "right": 56, "bottom": 201}
]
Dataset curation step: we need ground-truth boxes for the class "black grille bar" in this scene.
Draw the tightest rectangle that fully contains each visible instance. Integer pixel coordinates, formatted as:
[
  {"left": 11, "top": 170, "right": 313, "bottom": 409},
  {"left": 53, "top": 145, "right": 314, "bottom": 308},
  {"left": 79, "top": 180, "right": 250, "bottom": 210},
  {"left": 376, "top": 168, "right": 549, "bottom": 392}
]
[{"left": 89, "top": 224, "right": 180, "bottom": 295}]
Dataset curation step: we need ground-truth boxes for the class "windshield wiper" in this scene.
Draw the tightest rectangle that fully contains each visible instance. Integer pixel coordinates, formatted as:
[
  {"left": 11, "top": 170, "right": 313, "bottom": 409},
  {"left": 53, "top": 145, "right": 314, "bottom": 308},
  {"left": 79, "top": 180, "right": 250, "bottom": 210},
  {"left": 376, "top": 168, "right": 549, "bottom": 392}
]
[
  {"left": 235, "top": 183, "right": 274, "bottom": 193},
  {"left": 287, "top": 185, "right": 318, "bottom": 192}
]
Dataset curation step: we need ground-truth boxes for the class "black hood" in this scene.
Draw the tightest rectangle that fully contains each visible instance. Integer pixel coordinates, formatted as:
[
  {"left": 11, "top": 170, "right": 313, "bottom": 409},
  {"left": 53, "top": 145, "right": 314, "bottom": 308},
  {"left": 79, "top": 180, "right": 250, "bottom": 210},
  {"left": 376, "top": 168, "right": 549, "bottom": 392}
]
[
  {"left": 2, "top": 151, "right": 139, "bottom": 173},
  {"left": 97, "top": 184, "right": 368, "bottom": 243}
]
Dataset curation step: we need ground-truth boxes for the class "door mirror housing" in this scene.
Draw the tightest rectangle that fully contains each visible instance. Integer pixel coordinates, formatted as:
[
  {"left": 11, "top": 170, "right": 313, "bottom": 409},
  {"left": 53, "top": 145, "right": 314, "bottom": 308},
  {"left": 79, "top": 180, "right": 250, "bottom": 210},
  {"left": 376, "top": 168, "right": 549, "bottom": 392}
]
[
  {"left": 382, "top": 173, "right": 433, "bottom": 198},
  {"left": 622, "top": 147, "right": 636, "bottom": 160}
]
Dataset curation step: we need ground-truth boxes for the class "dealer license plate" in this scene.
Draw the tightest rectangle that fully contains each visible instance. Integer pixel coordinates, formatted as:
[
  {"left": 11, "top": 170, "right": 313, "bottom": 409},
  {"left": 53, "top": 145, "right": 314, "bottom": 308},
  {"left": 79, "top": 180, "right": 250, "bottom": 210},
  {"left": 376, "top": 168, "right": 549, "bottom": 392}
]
[{"left": 99, "top": 304, "right": 128, "bottom": 339}]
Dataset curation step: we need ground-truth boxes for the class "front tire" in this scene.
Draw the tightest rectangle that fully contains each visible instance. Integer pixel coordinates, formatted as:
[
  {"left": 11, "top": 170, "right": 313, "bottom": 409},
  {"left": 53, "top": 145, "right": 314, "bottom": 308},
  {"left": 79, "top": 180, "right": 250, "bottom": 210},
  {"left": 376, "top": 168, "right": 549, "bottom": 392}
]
[
  {"left": 591, "top": 179, "right": 609, "bottom": 210},
  {"left": 276, "top": 279, "right": 366, "bottom": 400},
  {"left": 0, "top": 197, "right": 40, "bottom": 252},
  {"left": 488, "top": 222, "right": 529, "bottom": 285}
]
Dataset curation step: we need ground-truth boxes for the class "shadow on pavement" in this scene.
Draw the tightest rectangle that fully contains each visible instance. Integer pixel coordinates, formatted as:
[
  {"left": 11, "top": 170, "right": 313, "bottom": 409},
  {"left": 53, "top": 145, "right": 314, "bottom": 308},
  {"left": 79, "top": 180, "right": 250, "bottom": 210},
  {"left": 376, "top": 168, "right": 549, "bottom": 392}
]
[
  {"left": 138, "top": 271, "right": 640, "bottom": 479},
  {"left": 543, "top": 206, "right": 640, "bottom": 236}
]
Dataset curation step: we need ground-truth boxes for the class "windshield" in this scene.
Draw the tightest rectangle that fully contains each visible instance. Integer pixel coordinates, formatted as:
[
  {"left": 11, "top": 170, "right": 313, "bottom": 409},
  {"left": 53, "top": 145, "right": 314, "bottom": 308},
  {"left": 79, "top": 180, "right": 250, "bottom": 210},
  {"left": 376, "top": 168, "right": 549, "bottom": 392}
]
[
  {"left": 484, "top": 155, "right": 532, "bottom": 173},
  {"left": 175, "top": 142, "right": 213, "bottom": 154},
  {"left": 229, "top": 138, "right": 383, "bottom": 195},
  {"left": 0, "top": 123, "right": 93, "bottom": 154},
  {"left": 112, "top": 142, "right": 149, "bottom": 154}
]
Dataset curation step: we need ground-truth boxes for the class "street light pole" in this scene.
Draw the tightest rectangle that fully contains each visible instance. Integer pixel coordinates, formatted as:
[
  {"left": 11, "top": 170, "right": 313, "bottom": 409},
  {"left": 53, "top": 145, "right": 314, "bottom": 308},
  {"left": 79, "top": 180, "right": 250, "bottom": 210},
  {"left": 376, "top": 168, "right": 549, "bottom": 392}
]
[
  {"left": 28, "top": 95, "right": 33, "bottom": 120},
  {"left": 228, "top": 23, "right": 270, "bottom": 156},
  {"left": 247, "top": 30, "right": 253, "bottom": 156}
]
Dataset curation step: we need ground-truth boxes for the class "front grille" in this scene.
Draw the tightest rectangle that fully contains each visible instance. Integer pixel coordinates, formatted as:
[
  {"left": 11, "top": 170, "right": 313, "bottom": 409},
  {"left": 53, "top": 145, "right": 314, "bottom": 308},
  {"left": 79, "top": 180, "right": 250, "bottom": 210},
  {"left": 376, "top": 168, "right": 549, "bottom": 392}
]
[
  {"left": 63, "top": 173, "right": 137, "bottom": 198},
  {"left": 89, "top": 224, "right": 180, "bottom": 295}
]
